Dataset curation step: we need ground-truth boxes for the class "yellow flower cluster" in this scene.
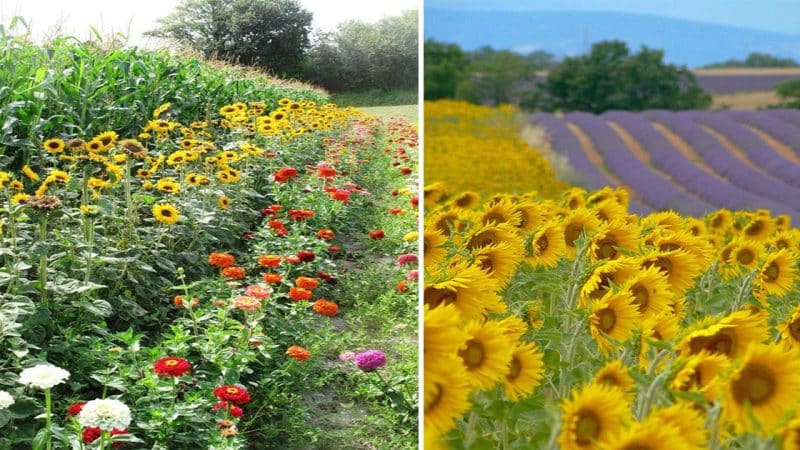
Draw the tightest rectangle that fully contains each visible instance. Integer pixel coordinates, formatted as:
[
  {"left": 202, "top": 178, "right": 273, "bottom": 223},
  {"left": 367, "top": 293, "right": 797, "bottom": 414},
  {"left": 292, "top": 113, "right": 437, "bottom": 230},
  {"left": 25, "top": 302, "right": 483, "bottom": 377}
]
[
  {"left": 424, "top": 100, "right": 566, "bottom": 200},
  {"left": 425, "top": 184, "right": 800, "bottom": 449}
]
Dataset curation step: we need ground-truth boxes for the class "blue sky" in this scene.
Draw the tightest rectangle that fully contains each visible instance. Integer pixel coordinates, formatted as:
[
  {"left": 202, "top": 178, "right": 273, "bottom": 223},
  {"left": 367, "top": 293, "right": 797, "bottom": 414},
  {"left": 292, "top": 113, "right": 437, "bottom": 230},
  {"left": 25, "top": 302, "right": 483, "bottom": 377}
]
[{"left": 426, "top": 0, "right": 800, "bottom": 34}]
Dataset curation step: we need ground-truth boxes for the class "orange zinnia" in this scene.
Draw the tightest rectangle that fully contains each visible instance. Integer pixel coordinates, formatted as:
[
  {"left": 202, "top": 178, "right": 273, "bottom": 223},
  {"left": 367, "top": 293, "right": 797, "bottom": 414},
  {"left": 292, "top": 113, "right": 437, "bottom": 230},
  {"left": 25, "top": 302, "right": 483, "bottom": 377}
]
[
  {"left": 289, "top": 287, "right": 313, "bottom": 301},
  {"left": 317, "top": 228, "right": 335, "bottom": 240},
  {"left": 258, "top": 255, "right": 282, "bottom": 267},
  {"left": 222, "top": 266, "right": 246, "bottom": 280},
  {"left": 208, "top": 252, "right": 235, "bottom": 268},
  {"left": 262, "top": 272, "right": 282, "bottom": 284},
  {"left": 312, "top": 299, "right": 338, "bottom": 317},
  {"left": 295, "top": 277, "right": 319, "bottom": 290},
  {"left": 286, "top": 346, "right": 311, "bottom": 361}
]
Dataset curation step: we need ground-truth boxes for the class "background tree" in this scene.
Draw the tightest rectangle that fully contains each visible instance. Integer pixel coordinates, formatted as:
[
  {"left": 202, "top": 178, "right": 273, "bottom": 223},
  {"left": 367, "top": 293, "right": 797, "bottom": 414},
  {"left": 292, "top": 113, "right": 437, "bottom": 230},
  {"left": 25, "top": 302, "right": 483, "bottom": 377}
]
[
  {"left": 776, "top": 79, "right": 800, "bottom": 108},
  {"left": 149, "top": 0, "right": 312, "bottom": 77},
  {"left": 705, "top": 52, "right": 799, "bottom": 68},
  {"left": 542, "top": 40, "right": 710, "bottom": 113},
  {"left": 424, "top": 39, "right": 469, "bottom": 100}
]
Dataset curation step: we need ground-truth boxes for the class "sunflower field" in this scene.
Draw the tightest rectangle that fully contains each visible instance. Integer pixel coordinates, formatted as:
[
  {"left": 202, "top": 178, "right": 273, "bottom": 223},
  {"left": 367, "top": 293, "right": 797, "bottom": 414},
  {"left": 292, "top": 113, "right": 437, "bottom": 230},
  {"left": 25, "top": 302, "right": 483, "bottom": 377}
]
[
  {"left": 424, "top": 100, "right": 800, "bottom": 450},
  {"left": 0, "top": 33, "right": 418, "bottom": 450}
]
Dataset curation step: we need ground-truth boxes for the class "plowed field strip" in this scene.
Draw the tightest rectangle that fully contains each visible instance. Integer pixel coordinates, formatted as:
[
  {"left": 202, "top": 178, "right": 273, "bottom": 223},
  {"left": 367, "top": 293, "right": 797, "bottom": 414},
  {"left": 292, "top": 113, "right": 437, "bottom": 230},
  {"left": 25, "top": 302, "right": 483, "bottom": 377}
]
[
  {"left": 565, "top": 121, "right": 650, "bottom": 207},
  {"left": 650, "top": 122, "right": 726, "bottom": 181},
  {"left": 743, "top": 125, "right": 800, "bottom": 165},
  {"left": 700, "top": 124, "right": 775, "bottom": 177},
  {"left": 607, "top": 121, "right": 712, "bottom": 206}
]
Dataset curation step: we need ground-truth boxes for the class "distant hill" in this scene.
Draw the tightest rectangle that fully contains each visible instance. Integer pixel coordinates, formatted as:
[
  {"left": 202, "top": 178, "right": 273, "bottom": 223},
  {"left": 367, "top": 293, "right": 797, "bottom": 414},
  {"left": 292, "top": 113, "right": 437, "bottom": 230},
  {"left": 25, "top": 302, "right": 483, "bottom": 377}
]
[{"left": 425, "top": 9, "right": 800, "bottom": 68}]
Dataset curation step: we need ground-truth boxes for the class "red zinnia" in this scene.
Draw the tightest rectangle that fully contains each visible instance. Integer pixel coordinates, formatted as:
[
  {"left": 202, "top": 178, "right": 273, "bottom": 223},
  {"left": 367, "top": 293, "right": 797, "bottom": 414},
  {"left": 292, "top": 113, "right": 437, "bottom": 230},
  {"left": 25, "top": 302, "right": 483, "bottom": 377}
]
[
  {"left": 258, "top": 254, "right": 282, "bottom": 267},
  {"left": 174, "top": 295, "right": 200, "bottom": 308},
  {"left": 289, "top": 287, "right": 313, "bottom": 301},
  {"left": 389, "top": 208, "right": 404, "bottom": 215},
  {"left": 213, "top": 401, "right": 244, "bottom": 417},
  {"left": 410, "top": 197, "right": 419, "bottom": 207},
  {"left": 288, "top": 209, "right": 315, "bottom": 221},
  {"left": 208, "top": 252, "right": 235, "bottom": 268},
  {"left": 67, "top": 401, "right": 86, "bottom": 416},
  {"left": 327, "top": 245, "right": 341, "bottom": 253},
  {"left": 153, "top": 356, "right": 191, "bottom": 377},
  {"left": 213, "top": 385, "right": 251, "bottom": 404},
  {"left": 400, "top": 167, "right": 412, "bottom": 175},
  {"left": 297, "top": 251, "right": 315, "bottom": 262},
  {"left": 222, "top": 266, "right": 246, "bottom": 280},
  {"left": 317, "top": 228, "right": 335, "bottom": 240},
  {"left": 330, "top": 189, "right": 350, "bottom": 202},
  {"left": 273, "top": 167, "right": 298, "bottom": 183},
  {"left": 312, "top": 299, "right": 339, "bottom": 317},
  {"left": 369, "top": 229, "right": 385, "bottom": 240},
  {"left": 286, "top": 346, "right": 311, "bottom": 361},
  {"left": 397, "top": 280, "right": 408, "bottom": 293},
  {"left": 82, "top": 427, "right": 127, "bottom": 445},
  {"left": 316, "top": 165, "right": 337, "bottom": 179}
]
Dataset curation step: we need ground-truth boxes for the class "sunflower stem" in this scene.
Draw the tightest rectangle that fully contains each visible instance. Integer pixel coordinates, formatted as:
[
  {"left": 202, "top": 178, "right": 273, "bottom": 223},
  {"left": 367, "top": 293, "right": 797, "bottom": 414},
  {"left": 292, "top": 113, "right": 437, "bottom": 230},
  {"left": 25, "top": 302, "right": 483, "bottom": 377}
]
[
  {"left": 38, "top": 213, "right": 48, "bottom": 308},
  {"left": 732, "top": 270, "right": 757, "bottom": 312},
  {"left": 635, "top": 371, "right": 669, "bottom": 420}
]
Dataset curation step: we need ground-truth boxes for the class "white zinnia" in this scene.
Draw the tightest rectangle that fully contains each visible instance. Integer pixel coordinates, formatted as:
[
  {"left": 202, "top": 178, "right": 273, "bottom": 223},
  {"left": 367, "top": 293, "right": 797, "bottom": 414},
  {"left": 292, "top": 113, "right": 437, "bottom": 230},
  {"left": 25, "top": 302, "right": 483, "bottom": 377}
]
[
  {"left": 0, "top": 390, "right": 14, "bottom": 409},
  {"left": 18, "top": 364, "right": 70, "bottom": 390},
  {"left": 78, "top": 399, "right": 132, "bottom": 431}
]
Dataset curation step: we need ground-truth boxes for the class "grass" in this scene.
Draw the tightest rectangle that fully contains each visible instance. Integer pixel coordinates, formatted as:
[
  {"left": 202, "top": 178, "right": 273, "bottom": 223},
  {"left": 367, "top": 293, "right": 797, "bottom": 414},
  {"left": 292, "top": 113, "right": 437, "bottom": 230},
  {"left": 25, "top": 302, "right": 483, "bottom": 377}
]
[
  {"left": 330, "top": 89, "right": 418, "bottom": 107},
  {"left": 359, "top": 105, "right": 418, "bottom": 124},
  {"left": 711, "top": 91, "right": 782, "bottom": 110}
]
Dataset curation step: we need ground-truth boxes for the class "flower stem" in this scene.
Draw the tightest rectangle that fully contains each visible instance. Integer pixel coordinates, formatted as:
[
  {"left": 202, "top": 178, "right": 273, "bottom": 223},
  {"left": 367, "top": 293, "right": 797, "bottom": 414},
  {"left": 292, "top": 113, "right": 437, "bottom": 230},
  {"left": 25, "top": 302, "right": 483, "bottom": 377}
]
[
  {"left": 44, "top": 388, "right": 52, "bottom": 450},
  {"left": 38, "top": 213, "right": 48, "bottom": 307}
]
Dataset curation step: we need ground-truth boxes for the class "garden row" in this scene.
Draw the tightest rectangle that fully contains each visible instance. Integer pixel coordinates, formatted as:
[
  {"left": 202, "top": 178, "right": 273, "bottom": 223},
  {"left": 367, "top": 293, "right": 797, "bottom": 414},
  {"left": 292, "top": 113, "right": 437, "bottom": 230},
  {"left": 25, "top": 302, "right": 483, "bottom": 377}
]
[
  {"left": 533, "top": 109, "right": 800, "bottom": 220},
  {"left": 0, "top": 97, "right": 419, "bottom": 449}
]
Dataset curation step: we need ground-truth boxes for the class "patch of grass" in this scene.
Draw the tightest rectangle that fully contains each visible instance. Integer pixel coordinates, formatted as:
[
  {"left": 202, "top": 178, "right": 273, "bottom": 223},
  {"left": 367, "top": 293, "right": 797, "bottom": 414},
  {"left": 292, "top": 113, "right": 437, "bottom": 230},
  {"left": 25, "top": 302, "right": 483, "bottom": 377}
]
[
  {"left": 360, "top": 105, "right": 418, "bottom": 125},
  {"left": 331, "top": 89, "right": 418, "bottom": 107}
]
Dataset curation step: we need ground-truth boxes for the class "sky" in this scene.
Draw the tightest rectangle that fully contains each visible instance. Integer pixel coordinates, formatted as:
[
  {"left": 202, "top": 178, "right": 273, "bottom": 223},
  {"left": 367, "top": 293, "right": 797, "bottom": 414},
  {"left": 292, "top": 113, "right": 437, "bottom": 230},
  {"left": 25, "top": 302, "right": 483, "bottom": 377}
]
[
  {"left": 0, "top": 0, "right": 419, "bottom": 46},
  {"left": 426, "top": 0, "right": 800, "bottom": 35}
]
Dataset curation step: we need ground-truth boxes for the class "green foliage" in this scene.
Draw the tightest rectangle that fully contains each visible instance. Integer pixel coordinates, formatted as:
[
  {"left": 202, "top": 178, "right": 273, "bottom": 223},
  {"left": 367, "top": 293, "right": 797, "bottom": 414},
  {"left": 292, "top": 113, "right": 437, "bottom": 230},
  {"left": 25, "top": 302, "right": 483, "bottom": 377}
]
[
  {"left": 148, "top": 0, "right": 313, "bottom": 77},
  {"left": 330, "top": 89, "right": 418, "bottom": 107},
  {"left": 424, "top": 39, "right": 470, "bottom": 100},
  {"left": 776, "top": 78, "right": 800, "bottom": 108},
  {"left": 304, "top": 11, "right": 418, "bottom": 93},
  {"left": 543, "top": 40, "right": 711, "bottom": 113},
  {"left": 705, "top": 52, "right": 799, "bottom": 68}
]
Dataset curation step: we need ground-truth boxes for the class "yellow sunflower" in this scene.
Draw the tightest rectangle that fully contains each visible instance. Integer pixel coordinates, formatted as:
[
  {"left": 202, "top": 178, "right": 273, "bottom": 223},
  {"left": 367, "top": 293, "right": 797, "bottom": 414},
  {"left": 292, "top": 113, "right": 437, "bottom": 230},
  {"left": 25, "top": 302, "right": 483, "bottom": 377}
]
[
  {"left": 593, "top": 359, "right": 635, "bottom": 398},
  {"left": 670, "top": 350, "right": 730, "bottom": 401},
  {"left": 781, "top": 414, "right": 800, "bottom": 450},
  {"left": 480, "top": 198, "right": 521, "bottom": 227},
  {"left": 756, "top": 249, "right": 797, "bottom": 297},
  {"left": 93, "top": 130, "right": 118, "bottom": 150},
  {"left": 654, "top": 230, "right": 714, "bottom": 267},
  {"left": 43, "top": 138, "right": 65, "bottom": 154},
  {"left": 155, "top": 178, "right": 180, "bottom": 194},
  {"left": 638, "top": 249, "right": 702, "bottom": 293},
  {"left": 559, "top": 384, "right": 631, "bottom": 450},
  {"left": 424, "top": 304, "right": 468, "bottom": 370},
  {"left": 512, "top": 200, "right": 544, "bottom": 232},
  {"left": 526, "top": 220, "right": 566, "bottom": 268},
  {"left": 425, "top": 363, "right": 471, "bottom": 438},
  {"left": 472, "top": 242, "right": 523, "bottom": 286},
  {"left": 622, "top": 266, "right": 673, "bottom": 318},
  {"left": 562, "top": 208, "right": 601, "bottom": 258},
  {"left": 731, "top": 239, "right": 763, "bottom": 269},
  {"left": 596, "top": 419, "right": 684, "bottom": 450},
  {"left": 741, "top": 215, "right": 775, "bottom": 242},
  {"left": 503, "top": 341, "right": 544, "bottom": 401},
  {"left": 218, "top": 196, "right": 231, "bottom": 209},
  {"left": 722, "top": 343, "right": 800, "bottom": 435},
  {"left": 648, "top": 402, "right": 708, "bottom": 449},
  {"left": 563, "top": 187, "right": 587, "bottom": 210},
  {"left": 153, "top": 203, "right": 179, "bottom": 225},
  {"left": 458, "top": 320, "right": 513, "bottom": 389},
  {"left": 684, "top": 217, "right": 707, "bottom": 237},
  {"left": 590, "top": 291, "right": 641, "bottom": 354},
  {"left": 450, "top": 191, "right": 480, "bottom": 210},
  {"left": 780, "top": 304, "right": 800, "bottom": 348},
  {"left": 463, "top": 222, "right": 522, "bottom": 252},
  {"left": 424, "top": 182, "right": 448, "bottom": 206},
  {"left": 641, "top": 210, "right": 684, "bottom": 233},
  {"left": 579, "top": 259, "right": 638, "bottom": 307},
  {"left": 428, "top": 210, "right": 465, "bottom": 237},
  {"left": 423, "top": 228, "right": 449, "bottom": 268},
  {"left": 676, "top": 309, "right": 769, "bottom": 358},
  {"left": 589, "top": 219, "right": 639, "bottom": 261},
  {"left": 424, "top": 262, "right": 505, "bottom": 319},
  {"left": 775, "top": 214, "right": 792, "bottom": 231},
  {"left": 591, "top": 199, "right": 628, "bottom": 223}
]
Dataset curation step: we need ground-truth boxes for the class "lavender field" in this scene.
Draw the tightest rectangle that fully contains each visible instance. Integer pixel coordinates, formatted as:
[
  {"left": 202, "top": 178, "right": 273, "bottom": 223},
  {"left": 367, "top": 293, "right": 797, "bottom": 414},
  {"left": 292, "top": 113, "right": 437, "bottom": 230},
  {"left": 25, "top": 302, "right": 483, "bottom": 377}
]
[{"left": 532, "top": 109, "right": 800, "bottom": 219}]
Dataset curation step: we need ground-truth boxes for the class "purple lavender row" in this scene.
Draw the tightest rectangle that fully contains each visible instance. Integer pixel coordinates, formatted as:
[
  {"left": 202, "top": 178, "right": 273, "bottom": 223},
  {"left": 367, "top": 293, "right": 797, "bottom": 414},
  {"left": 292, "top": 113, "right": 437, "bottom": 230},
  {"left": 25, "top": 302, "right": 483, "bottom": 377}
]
[
  {"left": 531, "top": 113, "right": 651, "bottom": 215},
  {"left": 761, "top": 108, "right": 800, "bottom": 128},
  {"left": 566, "top": 112, "right": 711, "bottom": 216},
  {"left": 685, "top": 111, "right": 800, "bottom": 190},
  {"left": 724, "top": 111, "right": 800, "bottom": 156},
  {"left": 696, "top": 74, "right": 800, "bottom": 94},
  {"left": 644, "top": 110, "right": 800, "bottom": 217}
]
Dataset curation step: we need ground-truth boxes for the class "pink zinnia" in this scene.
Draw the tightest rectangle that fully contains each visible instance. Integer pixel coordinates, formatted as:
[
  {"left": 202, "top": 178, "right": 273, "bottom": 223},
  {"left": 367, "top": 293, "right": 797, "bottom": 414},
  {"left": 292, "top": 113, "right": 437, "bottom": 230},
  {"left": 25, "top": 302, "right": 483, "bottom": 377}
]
[
  {"left": 407, "top": 270, "right": 419, "bottom": 281},
  {"left": 395, "top": 253, "right": 418, "bottom": 266},
  {"left": 354, "top": 350, "right": 387, "bottom": 372},
  {"left": 245, "top": 285, "right": 271, "bottom": 299}
]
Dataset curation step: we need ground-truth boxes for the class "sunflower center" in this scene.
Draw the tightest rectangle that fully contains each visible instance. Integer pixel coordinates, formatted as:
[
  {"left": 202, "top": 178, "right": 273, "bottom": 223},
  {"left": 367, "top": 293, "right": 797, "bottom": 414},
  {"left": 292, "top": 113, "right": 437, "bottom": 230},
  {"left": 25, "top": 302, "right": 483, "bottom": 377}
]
[
  {"left": 776, "top": 239, "right": 789, "bottom": 250},
  {"left": 660, "top": 243, "right": 680, "bottom": 252},
  {"left": 478, "top": 256, "right": 494, "bottom": 273},
  {"left": 536, "top": 234, "right": 549, "bottom": 253},
  {"left": 455, "top": 195, "right": 472, "bottom": 208},
  {"left": 711, "top": 215, "right": 722, "bottom": 227},
  {"left": 507, "top": 357, "right": 522, "bottom": 381},
  {"left": 165, "top": 359, "right": 179, "bottom": 366},
  {"left": 596, "top": 308, "right": 616, "bottom": 333},
  {"left": 745, "top": 221, "right": 763, "bottom": 237},
  {"left": 425, "top": 383, "right": 443, "bottom": 411},
  {"left": 424, "top": 287, "right": 457, "bottom": 308},
  {"left": 721, "top": 247, "right": 733, "bottom": 263},
  {"left": 596, "top": 238, "right": 617, "bottom": 259},
  {"left": 597, "top": 373, "right": 619, "bottom": 387},
  {"left": 737, "top": 249, "right": 754, "bottom": 265},
  {"left": 483, "top": 211, "right": 506, "bottom": 225},
  {"left": 589, "top": 274, "right": 613, "bottom": 300},
  {"left": 789, "top": 319, "right": 800, "bottom": 343},
  {"left": 423, "top": 238, "right": 431, "bottom": 254},
  {"left": 467, "top": 230, "right": 499, "bottom": 250},
  {"left": 630, "top": 283, "right": 649, "bottom": 312},
  {"left": 732, "top": 363, "right": 775, "bottom": 406},
  {"left": 574, "top": 411, "right": 601, "bottom": 445},
  {"left": 568, "top": 198, "right": 579, "bottom": 209},
  {"left": 688, "top": 330, "right": 734, "bottom": 357},
  {"left": 654, "top": 257, "right": 673, "bottom": 276},
  {"left": 764, "top": 262, "right": 779, "bottom": 281},
  {"left": 161, "top": 210, "right": 173, "bottom": 217},
  {"left": 565, "top": 223, "right": 584, "bottom": 248},
  {"left": 458, "top": 339, "right": 485, "bottom": 369}
]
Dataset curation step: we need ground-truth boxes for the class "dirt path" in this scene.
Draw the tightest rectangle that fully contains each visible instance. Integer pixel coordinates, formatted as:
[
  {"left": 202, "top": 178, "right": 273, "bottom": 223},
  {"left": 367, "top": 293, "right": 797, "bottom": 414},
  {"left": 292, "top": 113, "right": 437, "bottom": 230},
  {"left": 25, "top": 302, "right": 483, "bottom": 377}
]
[
  {"left": 650, "top": 121, "right": 723, "bottom": 178},
  {"left": 743, "top": 124, "right": 800, "bottom": 165},
  {"left": 700, "top": 124, "right": 774, "bottom": 177}
]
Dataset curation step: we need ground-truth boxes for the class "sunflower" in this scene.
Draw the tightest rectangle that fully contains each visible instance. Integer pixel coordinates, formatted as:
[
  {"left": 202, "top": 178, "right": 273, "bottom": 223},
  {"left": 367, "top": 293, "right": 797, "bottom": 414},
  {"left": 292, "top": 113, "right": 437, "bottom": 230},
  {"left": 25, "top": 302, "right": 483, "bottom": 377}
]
[
  {"left": 559, "top": 384, "right": 631, "bottom": 450},
  {"left": 731, "top": 239, "right": 764, "bottom": 269},
  {"left": 638, "top": 249, "right": 702, "bottom": 293},
  {"left": 423, "top": 228, "right": 449, "bottom": 268},
  {"left": 779, "top": 304, "right": 800, "bottom": 348},
  {"left": 503, "top": 341, "right": 544, "bottom": 401},
  {"left": 756, "top": 249, "right": 797, "bottom": 297},
  {"left": 424, "top": 304, "right": 469, "bottom": 366},
  {"left": 428, "top": 210, "right": 464, "bottom": 237},
  {"left": 166, "top": 151, "right": 189, "bottom": 165},
  {"left": 590, "top": 291, "right": 641, "bottom": 354},
  {"left": 450, "top": 191, "right": 480, "bottom": 209},
  {"left": 670, "top": 350, "right": 730, "bottom": 401},
  {"left": 43, "top": 138, "right": 65, "bottom": 154},
  {"left": 424, "top": 262, "right": 505, "bottom": 319},
  {"left": 586, "top": 186, "right": 615, "bottom": 206},
  {"left": 424, "top": 182, "right": 448, "bottom": 206},
  {"left": 621, "top": 266, "right": 673, "bottom": 318},
  {"left": 684, "top": 217, "right": 707, "bottom": 237},
  {"left": 648, "top": 402, "right": 708, "bottom": 449},
  {"left": 775, "top": 214, "right": 792, "bottom": 231},
  {"left": 677, "top": 309, "right": 769, "bottom": 358},
  {"left": 782, "top": 414, "right": 800, "bottom": 450},
  {"left": 425, "top": 364, "right": 471, "bottom": 437},
  {"left": 597, "top": 420, "right": 684, "bottom": 450},
  {"left": 772, "top": 231, "right": 797, "bottom": 252},
  {"left": 94, "top": 130, "right": 118, "bottom": 150},
  {"left": 472, "top": 242, "right": 523, "bottom": 286},
  {"left": 464, "top": 223, "right": 522, "bottom": 252},
  {"left": 641, "top": 211, "right": 684, "bottom": 233},
  {"left": 742, "top": 215, "right": 775, "bottom": 242},
  {"left": 589, "top": 219, "right": 639, "bottom": 261},
  {"left": 184, "top": 173, "right": 209, "bottom": 187},
  {"left": 654, "top": 230, "right": 714, "bottom": 267},
  {"left": 218, "top": 196, "right": 231, "bottom": 209},
  {"left": 457, "top": 320, "right": 514, "bottom": 389},
  {"left": 563, "top": 187, "right": 587, "bottom": 210},
  {"left": 562, "top": 208, "right": 601, "bottom": 258},
  {"left": 155, "top": 178, "right": 180, "bottom": 194},
  {"left": 591, "top": 199, "right": 628, "bottom": 223},
  {"left": 593, "top": 359, "right": 635, "bottom": 398},
  {"left": 722, "top": 343, "right": 800, "bottom": 435},
  {"left": 579, "top": 259, "right": 638, "bottom": 307},
  {"left": 512, "top": 200, "right": 544, "bottom": 232},
  {"left": 153, "top": 203, "right": 179, "bottom": 225},
  {"left": 480, "top": 198, "right": 521, "bottom": 227},
  {"left": 526, "top": 220, "right": 566, "bottom": 268},
  {"left": 86, "top": 139, "right": 104, "bottom": 152}
]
